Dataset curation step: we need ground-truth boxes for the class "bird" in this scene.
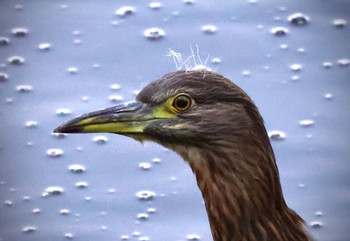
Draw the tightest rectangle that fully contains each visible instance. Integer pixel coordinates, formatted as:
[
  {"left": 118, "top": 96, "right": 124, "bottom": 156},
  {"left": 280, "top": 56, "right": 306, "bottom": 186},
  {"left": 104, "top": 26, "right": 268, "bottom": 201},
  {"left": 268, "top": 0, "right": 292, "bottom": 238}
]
[{"left": 54, "top": 70, "right": 313, "bottom": 241}]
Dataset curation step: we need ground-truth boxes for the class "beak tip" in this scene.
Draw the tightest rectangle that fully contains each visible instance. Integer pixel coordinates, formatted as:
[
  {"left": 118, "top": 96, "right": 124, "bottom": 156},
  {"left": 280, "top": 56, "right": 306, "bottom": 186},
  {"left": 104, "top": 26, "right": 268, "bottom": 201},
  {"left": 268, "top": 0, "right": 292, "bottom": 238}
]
[{"left": 53, "top": 124, "right": 82, "bottom": 134}]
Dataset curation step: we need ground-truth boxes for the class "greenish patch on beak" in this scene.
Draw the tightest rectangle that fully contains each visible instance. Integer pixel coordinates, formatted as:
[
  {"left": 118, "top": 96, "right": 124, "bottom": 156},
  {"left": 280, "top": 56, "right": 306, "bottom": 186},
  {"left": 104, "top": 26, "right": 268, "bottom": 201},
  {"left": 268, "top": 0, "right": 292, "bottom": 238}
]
[{"left": 54, "top": 101, "right": 175, "bottom": 134}]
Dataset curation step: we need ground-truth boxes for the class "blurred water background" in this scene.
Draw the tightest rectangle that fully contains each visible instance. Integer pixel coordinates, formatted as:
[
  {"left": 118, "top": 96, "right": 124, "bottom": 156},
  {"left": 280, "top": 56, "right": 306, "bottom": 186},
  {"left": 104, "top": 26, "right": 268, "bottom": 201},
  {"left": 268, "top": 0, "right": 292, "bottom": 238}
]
[{"left": 0, "top": 0, "right": 349, "bottom": 240}]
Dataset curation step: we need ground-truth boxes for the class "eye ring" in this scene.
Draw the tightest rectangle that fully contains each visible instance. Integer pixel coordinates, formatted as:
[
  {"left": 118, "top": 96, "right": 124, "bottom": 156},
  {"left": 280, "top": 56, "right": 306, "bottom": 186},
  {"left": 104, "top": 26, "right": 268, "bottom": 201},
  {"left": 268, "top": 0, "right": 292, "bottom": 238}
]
[{"left": 172, "top": 94, "right": 192, "bottom": 112}]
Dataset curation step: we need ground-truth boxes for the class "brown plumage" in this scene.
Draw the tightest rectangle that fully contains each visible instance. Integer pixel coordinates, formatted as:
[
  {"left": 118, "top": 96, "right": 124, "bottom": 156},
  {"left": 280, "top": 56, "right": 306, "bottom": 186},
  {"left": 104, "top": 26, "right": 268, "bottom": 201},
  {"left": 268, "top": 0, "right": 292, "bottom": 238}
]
[{"left": 55, "top": 70, "right": 313, "bottom": 241}]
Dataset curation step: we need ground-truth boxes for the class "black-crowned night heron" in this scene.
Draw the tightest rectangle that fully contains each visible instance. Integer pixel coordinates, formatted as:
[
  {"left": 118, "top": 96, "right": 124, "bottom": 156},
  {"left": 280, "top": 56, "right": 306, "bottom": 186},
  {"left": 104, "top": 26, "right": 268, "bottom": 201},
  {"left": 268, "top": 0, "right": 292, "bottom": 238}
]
[{"left": 54, "top": 70, "right": 312, "bottom": 241}]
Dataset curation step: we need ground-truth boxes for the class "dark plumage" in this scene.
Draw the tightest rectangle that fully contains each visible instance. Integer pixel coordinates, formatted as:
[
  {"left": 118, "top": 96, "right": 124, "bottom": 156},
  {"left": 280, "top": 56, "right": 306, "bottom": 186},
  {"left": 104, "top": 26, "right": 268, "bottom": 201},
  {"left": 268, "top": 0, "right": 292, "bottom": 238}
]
[{"left": 55, "top": 70, "right": 313, "bottom": 241}]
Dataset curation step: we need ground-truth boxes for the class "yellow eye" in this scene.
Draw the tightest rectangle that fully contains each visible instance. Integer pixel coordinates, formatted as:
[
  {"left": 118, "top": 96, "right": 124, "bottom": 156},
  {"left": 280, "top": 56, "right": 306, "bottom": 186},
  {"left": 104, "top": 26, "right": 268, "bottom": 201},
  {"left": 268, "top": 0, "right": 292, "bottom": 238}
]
[{"left": 172, "top": 95, "right": 192, "bottom": 112}]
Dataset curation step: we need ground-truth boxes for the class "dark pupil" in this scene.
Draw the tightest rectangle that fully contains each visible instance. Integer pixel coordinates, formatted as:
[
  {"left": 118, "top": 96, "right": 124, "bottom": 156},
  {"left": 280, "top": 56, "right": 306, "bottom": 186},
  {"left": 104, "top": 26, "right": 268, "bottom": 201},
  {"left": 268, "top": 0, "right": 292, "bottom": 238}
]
[{"left": 176, "top": 96, "right": 189, "bottom": 109}]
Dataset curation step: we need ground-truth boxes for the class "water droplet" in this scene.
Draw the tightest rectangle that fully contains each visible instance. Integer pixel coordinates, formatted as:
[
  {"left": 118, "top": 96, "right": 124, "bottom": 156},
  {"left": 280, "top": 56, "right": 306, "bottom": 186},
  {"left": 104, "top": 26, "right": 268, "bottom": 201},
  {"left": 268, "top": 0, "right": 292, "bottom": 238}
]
[
  {"left": 120, "top": 234, "right": 130, "bottom": 240},
  {"left": 270, "top": 26, "right": 289, "bottom": 36},
  {"left": 268, "top": 131, "right": 286, "bottom": 141},
  {"left": 4, "top": 200, "right": 13, "bottom": 206},
  {"left": 0, "top": 36, "right": 10, "bottom": 46},
  {"left": 187, "top": 234, "right": 201, "bottom": 240},
  {"left": 8, "top": 55, "right": 25, "bottom": 65},
  {"left": 14, "top": 4, "right": 23, "bottom": 10},
  {"left": 47, "top": 148, "right": 64, "bottom": 157},
  {"left": 92, "top": 135, "right": 108, "bottom": 144},
  {"left": 64, "top": 232, "right": 74, "bottom": 239},
  {"left": 310, "top": 221, "right": 323, "bottom": 229},
  {"left": 337, "top": 58, "right": 350, "bottom": 67},
  {"left": 38, "top": 42, "right": 51, "bottom": 51},
  {"left": 324, "top": 93, "right": 333, "bottom": 100},
  {"left": 68, "top": 164, "right": 86, "bottom": 173},
  {"left": 60, "top": 209, "right": 70, "bottom": 215},
  {"left": 16, "top": 84, "right": 33, "bottom": 92},
  {"left": 109, "top": 95, "right": 123, "bottom": 103},
  {"left": 201, "top": 25, "right": 217, "bottom": 34},
  {"left": 137, "top": 213, "right": 149, "bottom": 220},
  {"left": 81, "top": 96, "right": 89, "bottom": 102},
  {"left": 67, "top": 67, "right": 78, "bottom": 74},
  {"left": 115, "top": 6, "right": 135, "bottom": 17},
  {"left": 288, "top": 13, "right": 310, "bottom": 26},
  {"left": 152, "top": 158, "right": 161, "bottom": 163},
  {"left": 139, "top": 162, "right": 151, "bottom": 170},
  {"left": 299, "top": 119, "right": 315, "bottom": 127},
  {"left": 32, "top": 208, "right": 41, "bottom": 214},
  {"left": 11, "top": 27, "right": 28, "bottom": 37},
  {"left": 322, "top": 61, "right": 333, "bottom": 68},
  {"left": 43, "top": 186, "right": 64, "bottom": 196},
  {"left": 184, "top": 0, "right": 195, "bottom": 4},
  {"left": 25, "top": 120, "right": 38, "bottom": 128},
  {"left": 139, "top": 237, "right": 150, "bottom": 241},
  {"left": 315, "top": 211, "right": 323, "bottom": 217},
  {"left": 108, "top": 188, "right": 116, "bottom": 194},
  {"left": 136, "top": 190, "right": 155, "bottom": 201},
  {"left": 22, "top": 226, "right": 36, "bottom": 233},
  {"left": 290, "top": 64, "right": 302, "bottom": 72},
  {"left": 0, "top": 72, "right": 9, "bottom": 82},
  {"left": 110, "top": 83, "right": 121, "bottom": 90},
  {"left": 144, "top": 27, "right": 165, "bottom": 40},
  {"left": 211, "top": 58, "right": 221, "bottom": 64},
  {"left": 332, "top": 18, "right": 347, "bottom": 28},
  {"left": 75, "top": 181, "right": 88, "bottom": 189},
  {"left": 298, "top": 183, "right": 305, "bottom": 188},
  {"left": 56, "top": 108, "right": 71, "bottom": 116},
  {"left": 147, "top": 207, "right": 156, "bottom": 213},
  {"left": 149, "top": 2, "right": 162, "bottom": 9},
  {"left": 242, "top": 70, "right": 251, "bottom": 76},
  {"left": 280, "top": 44, "right": 288, "bottom": 49},
  {"left": 52, "top": 132, "right": 67, "bottom": 138}
]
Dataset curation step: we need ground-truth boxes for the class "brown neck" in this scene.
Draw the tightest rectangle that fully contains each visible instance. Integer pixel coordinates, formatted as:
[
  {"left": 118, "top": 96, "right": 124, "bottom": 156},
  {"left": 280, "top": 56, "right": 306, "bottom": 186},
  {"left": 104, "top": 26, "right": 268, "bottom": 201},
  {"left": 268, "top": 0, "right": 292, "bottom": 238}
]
[{"left": 177, "top": 133, "right": 311, "bottom": 241}]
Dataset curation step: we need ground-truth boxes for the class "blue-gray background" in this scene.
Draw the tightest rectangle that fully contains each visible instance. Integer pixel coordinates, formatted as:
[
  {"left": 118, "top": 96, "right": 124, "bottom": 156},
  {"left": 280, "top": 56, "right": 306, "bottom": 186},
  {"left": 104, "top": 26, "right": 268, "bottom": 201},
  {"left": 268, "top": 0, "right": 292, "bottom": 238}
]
[{"left": 0, "top": 0, "right": 349, "bottom": 240}]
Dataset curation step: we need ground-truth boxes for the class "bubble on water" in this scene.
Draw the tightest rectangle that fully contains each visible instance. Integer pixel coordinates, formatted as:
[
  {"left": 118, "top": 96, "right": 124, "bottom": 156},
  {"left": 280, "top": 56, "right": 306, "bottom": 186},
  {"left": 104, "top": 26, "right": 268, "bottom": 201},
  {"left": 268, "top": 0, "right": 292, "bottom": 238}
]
[
  {"left": 280, "top": 44, "right": 288, "bottom": 49},
  {"left": 16, "top": 84, "right": 33, "bottom": 92},
  {"left": 109, "top": 95, "right": 123, "bottom": 103},
  {"left": 64, "top": 232, "right": 74, "bottom": 239},
  {"left": 144, "top": 27, "right": 165, "bottom": 40},
  {"left": 92, "top": 63, "right": 100, "bottom": 69},
  {"left": 298, "top": 183, "right": 305, "bottom": 188},
  {"left": 324, "top": 93, "right": 333, "bottom": 100},
  {"left": 187, "top": 234, "right": 201, "bottom": 240},
  {"left": 47, "top": 148, "right": 64, "bottom": 157},
  {"left": 136, "top": 190, "right": 155, "bottom": 201},
  {"left": 270, "top": 26, "right": 289, "bottom": 36},
  {"left": 81, "top": 96, "right": 89, "bottom": 102},
  {"left": 315, "top": 211, "right": 323, "bottom": 217},
  {"left": 25, "top": 120, "right": 38, "bottom": 128},
  {"left": 332, "top": 18, "right": 346, "bottom": 28},
  {"left": 8, "top": 55, "right": 25, "bottom": 65},
  {"left": 137, "top": 213, "right": 149, "bottom": 220},
  {"left": 149, "top": 2, "right": 162, "bottom": 9},
  {"left": 14, "top": 4, "right": 23, "bottom": 10},
  {"left": 108, "top": 188, "right": 116, "bottom": 194},
  {"left": 337, "top": 58, "right": 350, "bottom": 67},
  {"left": 288, "top": 13, "right": 310, "bottom": 26},
  {"left": 92, "top": 135, "right": 108, "bottom": 144},
  {"left": 297, "top": 48, "right": 305, "bottom": 53},
  {"left": 52, "top": 132, "right": 67, "bottom": 138},
  {"left": 38, "top": 42, "right": 51, "bottom": 51},
  {"left": 139, "top": 162, "right": 151, "bottom": 170},
  {"left": 22, "top": 226, "right": 36, "bottom": 233},
  {"left": 116, "top": 6, "right": 135, "bottom": 17},
  {"left": 0, "top": 72, "right": 9, "bottom": 82},
  {"left": 32, "top": 208, "right": 41, "bottom": 214},
  {"left": 310, "top": 221, "right": 323, "bottom": 229},
  {"left": 0, "top": 36, "right": 10, "bottom": 46},
  {"left": 299, "top": 119, "right": 315, "bottom": 127},
  {"left": 290, "top": 64, "right": 302, "bottom": 72},
  {"left": 56, "top": 108, "right": 71, "bottom": 116},
  {"left": 201, "top": 25, "right": 217, "bottom": 34},
  {"left": 242, "top": 70, "right": 251, "bottom": 76},
  {"left": 68, "top": 164, "right": 86, "bottom": 173},
  {"left": 67, "top": 67, "right": 78, "bottom": 74},
  {"left": 43, "top": 186, "right": 64, "bottom": 197},
  {"left": 322, "top": 61, "right": 333, "bottom": 68},
  {"left": 268, "top": 131, "right": 286, "bottom": 140},
  {"left": 60, "top": 209, "right": 70, "bottom": 215},
  {"left": 110, "top": 83, "right": 121, "bottom": 90},
  {"left": 120, "top": 234, "right": 130, "bottom": 240},
  {"left": 85, "top": 196, "right": 92, "bottom": 201},
  {"left": 75, "top": 181, "right": 88, "bottom": 189},
  {"left": 11, "top": 27, "right": 28, "bottom": 37}
]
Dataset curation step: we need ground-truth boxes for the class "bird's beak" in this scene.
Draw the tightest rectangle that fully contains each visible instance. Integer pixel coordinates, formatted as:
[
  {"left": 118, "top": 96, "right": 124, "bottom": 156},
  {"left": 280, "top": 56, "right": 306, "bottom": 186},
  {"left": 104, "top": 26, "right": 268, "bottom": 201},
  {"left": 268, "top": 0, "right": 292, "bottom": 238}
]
[{"left": 54, "top": 101, "right": 168, "bottom": 135}]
